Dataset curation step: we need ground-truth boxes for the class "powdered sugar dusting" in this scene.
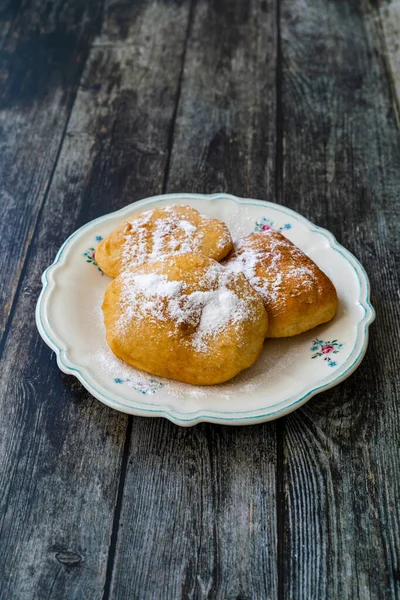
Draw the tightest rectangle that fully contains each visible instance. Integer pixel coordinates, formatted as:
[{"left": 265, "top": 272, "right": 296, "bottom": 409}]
[
  {"left": 127, "top": 273, "right": 182, "bottom": 298},
  {"left": 186, "top": 288, "right": 244, "bottom": 352},
  {"left": 198, "top": 289, "right": 239, "bottom": 331},
  {"left": 116, "top": 261, "right": 256, "bottom": 353},
  {"left": 117, "top": 272, "right": 183, "bottom": 330},
  {"left": 225, "top": 231, "right": 319, "bottom": 310},
  {"left": 179, "top": 220, "right": 197, "bottom": 235},
  {"left": 120, "top": 205, "right": 228, "bottom": 268}
]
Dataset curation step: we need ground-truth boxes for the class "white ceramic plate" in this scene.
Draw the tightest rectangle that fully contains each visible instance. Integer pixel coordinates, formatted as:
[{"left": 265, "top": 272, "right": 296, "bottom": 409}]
[{"left": 36, "top": 193, "right": 375, "bottom": 426}]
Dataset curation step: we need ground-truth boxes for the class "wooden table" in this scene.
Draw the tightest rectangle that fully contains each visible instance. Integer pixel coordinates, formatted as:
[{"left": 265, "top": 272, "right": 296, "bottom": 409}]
[{"left": 1, "top": 0, "right": 399, "bottom": 597}]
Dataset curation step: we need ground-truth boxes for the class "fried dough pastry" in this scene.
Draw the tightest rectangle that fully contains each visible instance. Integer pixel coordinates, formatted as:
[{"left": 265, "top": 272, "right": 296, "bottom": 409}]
[
  {"left": 224, "top": 231, "right": 337, "bottom": 338},
  {"left": 102, "top": 253, "right": 268, "bottom": 385},
  {"left": 96, "top": 205, "right": 233, "bottom": 278}
]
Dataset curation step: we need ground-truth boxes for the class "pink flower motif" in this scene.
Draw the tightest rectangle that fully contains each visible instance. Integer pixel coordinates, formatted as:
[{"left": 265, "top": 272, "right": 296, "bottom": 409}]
[
  {"left": 91, "top": 251, "right": 96, "bottom": 259},
  {"left": 261, "top": 224, "right": 272, "bottom": 231},
  {"left": 321, "top": 345, "right": 335, "bottom": 354}
]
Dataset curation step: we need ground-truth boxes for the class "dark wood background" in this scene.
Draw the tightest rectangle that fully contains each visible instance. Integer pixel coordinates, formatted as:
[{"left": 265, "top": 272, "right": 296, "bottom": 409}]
[{"left": 1, "top": 0, "right": 399, "bottom": 598}]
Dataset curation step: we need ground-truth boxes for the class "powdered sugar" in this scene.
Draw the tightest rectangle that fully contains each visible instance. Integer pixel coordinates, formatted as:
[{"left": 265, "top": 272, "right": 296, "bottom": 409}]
[
  {"left": 115, "top": 261, "right": 255, "bottom": 353},
  {"left": 225, "top": 245, "right": 258, "bottom": 280},
  {"left": 225, "top": 231, "right": 319, "bottom": 309},
  {"left": 117, "top": 271, "right": 183, "bottom": 330},
  {"left": 95, "top": 345, "right": 161, "bottom": 393},
  {"left": 197, "top": 289, "right": 239, "bottom": 331},
  {"left": 178, "top": 220, "right": 197, "bottom": 235},
  {"left": 128, "top": 273, "right": 182, "bottom": 298},
  {"left": 120, "top": 206, "right": 226, "bottom": 268},
  {"left": 183, "top": 287, "right": 245, "bottom": 352}
]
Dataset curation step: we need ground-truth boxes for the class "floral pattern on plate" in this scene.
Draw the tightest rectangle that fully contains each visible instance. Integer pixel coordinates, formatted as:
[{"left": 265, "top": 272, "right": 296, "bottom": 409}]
[
  {"left": 254, "top": 217, "right": 292, "bottom": 233},
  {"left": 114, "top": 377, "right": 164, "bottom": 395},
  {"left": 311, "top": 338, "right": 343, "bottom": 367},
  {"left": 83, "top": 236, "right": 104, "bottom": 273}
]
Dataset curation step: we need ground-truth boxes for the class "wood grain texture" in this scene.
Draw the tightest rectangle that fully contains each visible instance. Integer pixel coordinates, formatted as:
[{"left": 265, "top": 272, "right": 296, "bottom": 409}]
[
  {"left": 2, "top": 0, "right": 400, "bottom": 597},
  {"left": 0, "top": 0, "right": 191, "bottom": 598},
  {"left": 111, "top": 422, "right": 277, "bottom": 600},
  {"left": 109, "top": 1, "right": 279, "bottom": 598},
  {"left": 0, "top": 0, "right": 22, "bottom": 49},
  {"left": 279, "top": 0, "right": 400, "bottom": 596},
  {"left": 379, "top": 0, "right": 400, "bottom": 126},
  {"left": 167, "top": 0, "right": 277, "bottom": 199},
  {"left": 64, "top": 0, "right": 192, "bottom": 224},
  {"left": 0, "top": 0, "right": 103, "bottom": 344}
]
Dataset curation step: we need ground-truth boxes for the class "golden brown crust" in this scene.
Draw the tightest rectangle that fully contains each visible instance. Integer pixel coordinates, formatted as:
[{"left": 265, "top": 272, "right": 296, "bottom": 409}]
[
  {"left": 96, "top": 205, "right": 233, "bottom": 278},
  {"left": 224, "top": 231, "right": 338, "bottom": 338},
  {"left": 102, "top": 253, "right": 268, "bottom": 385}
]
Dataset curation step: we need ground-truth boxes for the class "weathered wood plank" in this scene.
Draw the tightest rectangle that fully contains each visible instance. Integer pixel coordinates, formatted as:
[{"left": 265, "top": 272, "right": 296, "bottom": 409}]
[
  {"left": 110, "top": 1, "right": 279, "bottom": 598},
  {"left": 167, "top": 0, "right": 277, "bottom": 199},
  {"left": 0, "top": 1, "right": 191, "bottom": 598},
  {"left": 0, "top": 0, "right": 102, "bottom": 345},
  {"left": 112, "top": 422, "right": 277, "bottom": 600},
  {"left": 279, "top": 0, "right": 400, "bottom": 596},
  {"left": 0, "top": 0, "right": 22, "bottom": 49},
  {"left": 379, "top": 0, "right": 400, "bottom": 126}
]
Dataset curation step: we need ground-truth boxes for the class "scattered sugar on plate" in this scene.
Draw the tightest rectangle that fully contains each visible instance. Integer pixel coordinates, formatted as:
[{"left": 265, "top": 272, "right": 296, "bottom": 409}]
[
  {"left": 223, "top": 207, "right": 260, "bottom": 242},
  {"left": 90, "top": 306, "right": 300, "bottom": 403}
]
